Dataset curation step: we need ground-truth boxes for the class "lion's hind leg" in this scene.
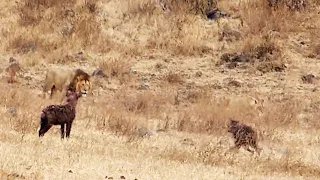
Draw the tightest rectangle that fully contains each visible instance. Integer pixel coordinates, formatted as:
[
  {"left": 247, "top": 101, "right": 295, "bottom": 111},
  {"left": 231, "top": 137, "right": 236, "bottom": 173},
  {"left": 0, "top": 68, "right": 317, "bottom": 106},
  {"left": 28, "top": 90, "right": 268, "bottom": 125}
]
[{"left": 50, "top": 85, "right": 57, "bottom": 99}]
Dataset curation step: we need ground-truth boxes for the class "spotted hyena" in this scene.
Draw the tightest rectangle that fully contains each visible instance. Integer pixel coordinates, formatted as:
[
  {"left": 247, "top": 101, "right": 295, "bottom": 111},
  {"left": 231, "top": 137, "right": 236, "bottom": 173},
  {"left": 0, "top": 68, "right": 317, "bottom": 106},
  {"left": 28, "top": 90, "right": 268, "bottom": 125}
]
[{"left": 227, "top": 119, "right": 262, "bottom": 155}]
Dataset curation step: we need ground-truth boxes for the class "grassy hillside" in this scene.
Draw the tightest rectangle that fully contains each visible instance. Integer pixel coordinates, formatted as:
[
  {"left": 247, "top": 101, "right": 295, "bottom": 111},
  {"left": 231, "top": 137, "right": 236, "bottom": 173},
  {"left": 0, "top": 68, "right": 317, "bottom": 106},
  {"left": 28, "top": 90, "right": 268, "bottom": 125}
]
[{"left": 0, "top": 0, "right": 320, "bottom": 179}]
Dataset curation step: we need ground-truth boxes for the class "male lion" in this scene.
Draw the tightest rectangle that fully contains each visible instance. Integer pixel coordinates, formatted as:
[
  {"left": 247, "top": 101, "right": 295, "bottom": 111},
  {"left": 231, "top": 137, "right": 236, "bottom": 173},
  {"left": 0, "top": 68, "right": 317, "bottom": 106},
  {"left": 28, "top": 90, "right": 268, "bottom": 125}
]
[{"left": 43, "top": 68, "right": 92, "bottom": 99}]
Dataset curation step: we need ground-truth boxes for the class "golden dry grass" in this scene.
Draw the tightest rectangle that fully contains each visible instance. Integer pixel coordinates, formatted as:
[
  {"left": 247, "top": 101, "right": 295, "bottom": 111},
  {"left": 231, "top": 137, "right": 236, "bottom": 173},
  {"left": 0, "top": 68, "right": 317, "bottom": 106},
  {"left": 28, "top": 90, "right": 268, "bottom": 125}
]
[{"left": 0, "top": 0, "right": 320, "bottom": 179}]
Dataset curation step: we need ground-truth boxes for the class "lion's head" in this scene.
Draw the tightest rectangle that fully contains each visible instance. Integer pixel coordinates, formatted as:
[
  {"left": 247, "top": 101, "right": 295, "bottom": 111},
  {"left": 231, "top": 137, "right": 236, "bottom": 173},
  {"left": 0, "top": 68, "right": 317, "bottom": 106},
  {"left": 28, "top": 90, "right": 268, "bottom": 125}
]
[
  {"left": 75, "top": 76, "right": 92, "bottom": 97},
  {"left": 68, "top": 69, "right": 92, "bottom": 97}
]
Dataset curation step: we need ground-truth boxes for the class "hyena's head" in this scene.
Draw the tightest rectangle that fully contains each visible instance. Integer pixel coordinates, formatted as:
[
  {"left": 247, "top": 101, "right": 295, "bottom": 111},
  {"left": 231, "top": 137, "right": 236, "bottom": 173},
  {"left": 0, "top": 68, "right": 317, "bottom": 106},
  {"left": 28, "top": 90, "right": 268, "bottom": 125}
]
[
  {"left": 63, "top": 90, "right": 82, "bottom": 107},
  {"left": 38, "top": 112, "right": 48, "bottom": 137},
  {"left": 228, "top": 119, "right": 240, "bottom": 134}
]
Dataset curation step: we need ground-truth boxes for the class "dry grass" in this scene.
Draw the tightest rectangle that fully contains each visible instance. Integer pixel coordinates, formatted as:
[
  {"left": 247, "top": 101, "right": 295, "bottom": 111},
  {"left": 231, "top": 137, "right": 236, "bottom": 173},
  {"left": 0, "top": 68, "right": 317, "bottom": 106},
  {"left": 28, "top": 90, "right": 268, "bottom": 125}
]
[{"left": 0, "top": 0, "right": 320, "bottom": 179}]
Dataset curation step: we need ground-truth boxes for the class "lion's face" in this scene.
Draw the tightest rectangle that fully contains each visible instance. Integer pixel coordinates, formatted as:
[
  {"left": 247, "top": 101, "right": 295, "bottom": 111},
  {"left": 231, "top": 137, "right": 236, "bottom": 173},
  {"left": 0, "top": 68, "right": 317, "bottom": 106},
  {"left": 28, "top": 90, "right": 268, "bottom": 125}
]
[{"left": 76, "top": 78, "right": 91, "bottom": 97}]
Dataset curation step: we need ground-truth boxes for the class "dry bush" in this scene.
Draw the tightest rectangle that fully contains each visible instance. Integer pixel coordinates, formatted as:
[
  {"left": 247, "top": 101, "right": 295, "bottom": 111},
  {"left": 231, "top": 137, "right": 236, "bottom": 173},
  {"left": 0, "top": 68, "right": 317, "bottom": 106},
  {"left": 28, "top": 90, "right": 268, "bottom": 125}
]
[
  {"left": 313, "top": 44, "right": 320, "bottom": 58},
  {"left": 0, "top": 88, "right": 45, "bottom": 134},
  {"left": 241, "top": 38, "right": 281, "bottom": 61},
  {"left": 163, "top": 71, "right": 184, "bottom": 84},
  {"left": 219, "top": 36, "right": 286, "bottom": 73},
  {"left": 310, "top": 0, "right": 320, "bottom": 5},
  {"left": 307, "top": 43, "right": 320, "bottom": 58},
  {"left": 239, "top": 0, "right": 302, "bottom": 36},
  {"left": 168, "top": 0, "right": 217, "bottom": 15},
  {"left": 267, "top": 0, "right": 307, "bottom": 11},
  {"left": 8, "top": 0, "right": 107, "bottom": 56},
  {"left": 148, "top": 14, "right": 214, "bottom": 56},
  {"left": 94, "top": 90, "right": 171, "bottom": 139},
  {"left": 18, "top": 0, "right": 76, "bottom": 27},
  {"left": 126, "top": 0, "right": 160, "bottom": 16},
  {"left": 99, "top": 58, "right": 133, "bottom": 84},
  {"left": 114, "top": 90, "right": 168, "bottom": 117},
  {"left": 218, "top": 25, "right": 242, "bottom": 42},
  {"left": 174, "top": 87, "right": 212, "bottom": 104},
  {"left": 262, "top": 100, "right": 302, "bottom": 127},
  {"left": 172, "top": 95, "right": 263, "bottom": 135},
  {"left": 7, "top": 33, "right": 61, "bottom": 55},
  {"left": 8, "top": 36, "right": 37, "bottom": 54},
  {"left": 261, "top": 155, "right": 320, "bottom": 177},
  {"left": 127, "top": 0, "right": 217, "bottom": 16},
  {"left": 0, "top": 169, "right": 43, "bottom": 180},
  {"left": 100, "top": 58, "right": 130, "bottom": 78},
  {"left": 93, "top": 105, "right": 140, "bottom": 141},
  {"left": 71, "top": 14, "right": 103, "bottom": 48},
  {"left": 126, "top": 0, "right": 215, "bottom": 56},
  {"left": 105, "top": 111, "right": 138, "bottom": 137},
  {"left": 243, "top": 37, "right": 286, "bottom": 73}
]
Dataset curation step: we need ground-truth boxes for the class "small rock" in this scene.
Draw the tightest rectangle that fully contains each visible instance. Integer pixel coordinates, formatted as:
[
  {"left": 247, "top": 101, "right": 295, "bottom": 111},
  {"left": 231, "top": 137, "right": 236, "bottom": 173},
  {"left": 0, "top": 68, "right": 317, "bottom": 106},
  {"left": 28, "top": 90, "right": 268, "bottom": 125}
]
[
  {"left": 195, "top": 71, "right": 202, "bottom": 77},
  {"left": 233, "top": 54, "right": 250, "bottom": 63},
  {"left": 24, "top": 76, "right": 32, "bottom": 81},
  {"left": 120, "top": 176, "right": 126, "bottom": 179},
  {"left": 218, "top": 29, "right": 242, "bottom": 42},
  {"left": 7, "top": 107, "right": 17, "bottom": 117},
  {"left": 138, "top": 127, "right": 153, "bottom": 137},
  {"left": 138, "top": 82, "right": 149, "bottom": 90},
  {"left": 301, "top": 74, "right": 316, "bottom": 84},
  {"left": 227, "top": 80, "right": 242, "bottom": 87},
  {"left": 68, "top": 170, "right": 73, "bottom": 173},
  {"left": 226, "top": 62, "right": 238, "bottom": 69},
  {"left": 155, "top": 62, "right": 165, "bottom": 70},
  {"left": 163, "top": 58, "right": 170, "bottom": 63},
  {"left": 75, "top": 51, "right": 86, "bottom": 61},
  {"left": 130, "top": 68, "right": 137, "bottom": 74},
  {"left": 92, "top": 68, "right": 107, "bottom": 78},
  {"left": 180, "top": 138, "right": 195, "bottom": 146},
  {"left": 206, "top": 8, "right": 228, "bottom": 20}
]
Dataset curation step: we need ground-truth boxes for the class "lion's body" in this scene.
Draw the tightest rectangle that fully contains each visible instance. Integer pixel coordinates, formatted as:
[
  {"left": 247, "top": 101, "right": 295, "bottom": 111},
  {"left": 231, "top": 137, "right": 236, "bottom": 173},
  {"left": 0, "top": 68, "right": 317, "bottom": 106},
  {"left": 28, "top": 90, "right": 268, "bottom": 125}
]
[{"left": 43, "top": 68, "right": 92, "bottom": 99}]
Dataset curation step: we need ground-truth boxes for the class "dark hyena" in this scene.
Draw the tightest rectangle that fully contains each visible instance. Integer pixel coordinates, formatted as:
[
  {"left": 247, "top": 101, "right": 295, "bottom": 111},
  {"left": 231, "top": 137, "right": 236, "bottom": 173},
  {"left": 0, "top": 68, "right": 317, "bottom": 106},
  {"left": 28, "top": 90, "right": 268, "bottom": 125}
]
[
  {"left": 38, "top": 90, "right": 82, "bottom": 138},
  {"left": 227, "top": 119, "right": 262, "bottom": 155}
]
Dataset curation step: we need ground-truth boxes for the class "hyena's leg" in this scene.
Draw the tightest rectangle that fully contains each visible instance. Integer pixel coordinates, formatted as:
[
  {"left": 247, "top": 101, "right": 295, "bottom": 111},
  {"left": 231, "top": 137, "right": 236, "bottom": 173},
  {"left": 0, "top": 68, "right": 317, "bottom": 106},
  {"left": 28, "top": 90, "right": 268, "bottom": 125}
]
[
  {"left": 251, "top": 141, "right": 262, "bottom": 155},
  {"left": 61, "top": 124, "right": 65, "bottom": 139},
  {"left": 66, "top": 122, "right": 72, "bottom": 138},
  {"left": 224, "top": 142, "right": 241, "bottom": 156},
  {"left": 243, "top": 144, "right": 254, "bottom": 154}
]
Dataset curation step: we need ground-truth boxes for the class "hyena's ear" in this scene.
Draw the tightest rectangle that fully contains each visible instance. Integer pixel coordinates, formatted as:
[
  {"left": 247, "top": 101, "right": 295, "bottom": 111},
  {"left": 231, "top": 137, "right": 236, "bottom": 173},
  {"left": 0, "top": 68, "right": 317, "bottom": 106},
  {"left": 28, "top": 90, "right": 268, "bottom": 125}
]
[
  {"left": 76, "top": 92, "right": 82, "bottom": 98},
  {"left": 66, "top": 89, "right": 73, "bottom": 96},
  {"left": 229, "top": 119, "right": 239, "bottom": 125}
]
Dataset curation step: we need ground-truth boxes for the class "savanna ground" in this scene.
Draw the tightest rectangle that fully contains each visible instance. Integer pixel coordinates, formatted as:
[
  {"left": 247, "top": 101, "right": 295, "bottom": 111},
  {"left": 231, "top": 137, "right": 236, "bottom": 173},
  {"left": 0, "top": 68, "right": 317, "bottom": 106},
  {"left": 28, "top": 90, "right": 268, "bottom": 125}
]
[{"left": 0, "top": 0, "right": 320, "bottom": 179}]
